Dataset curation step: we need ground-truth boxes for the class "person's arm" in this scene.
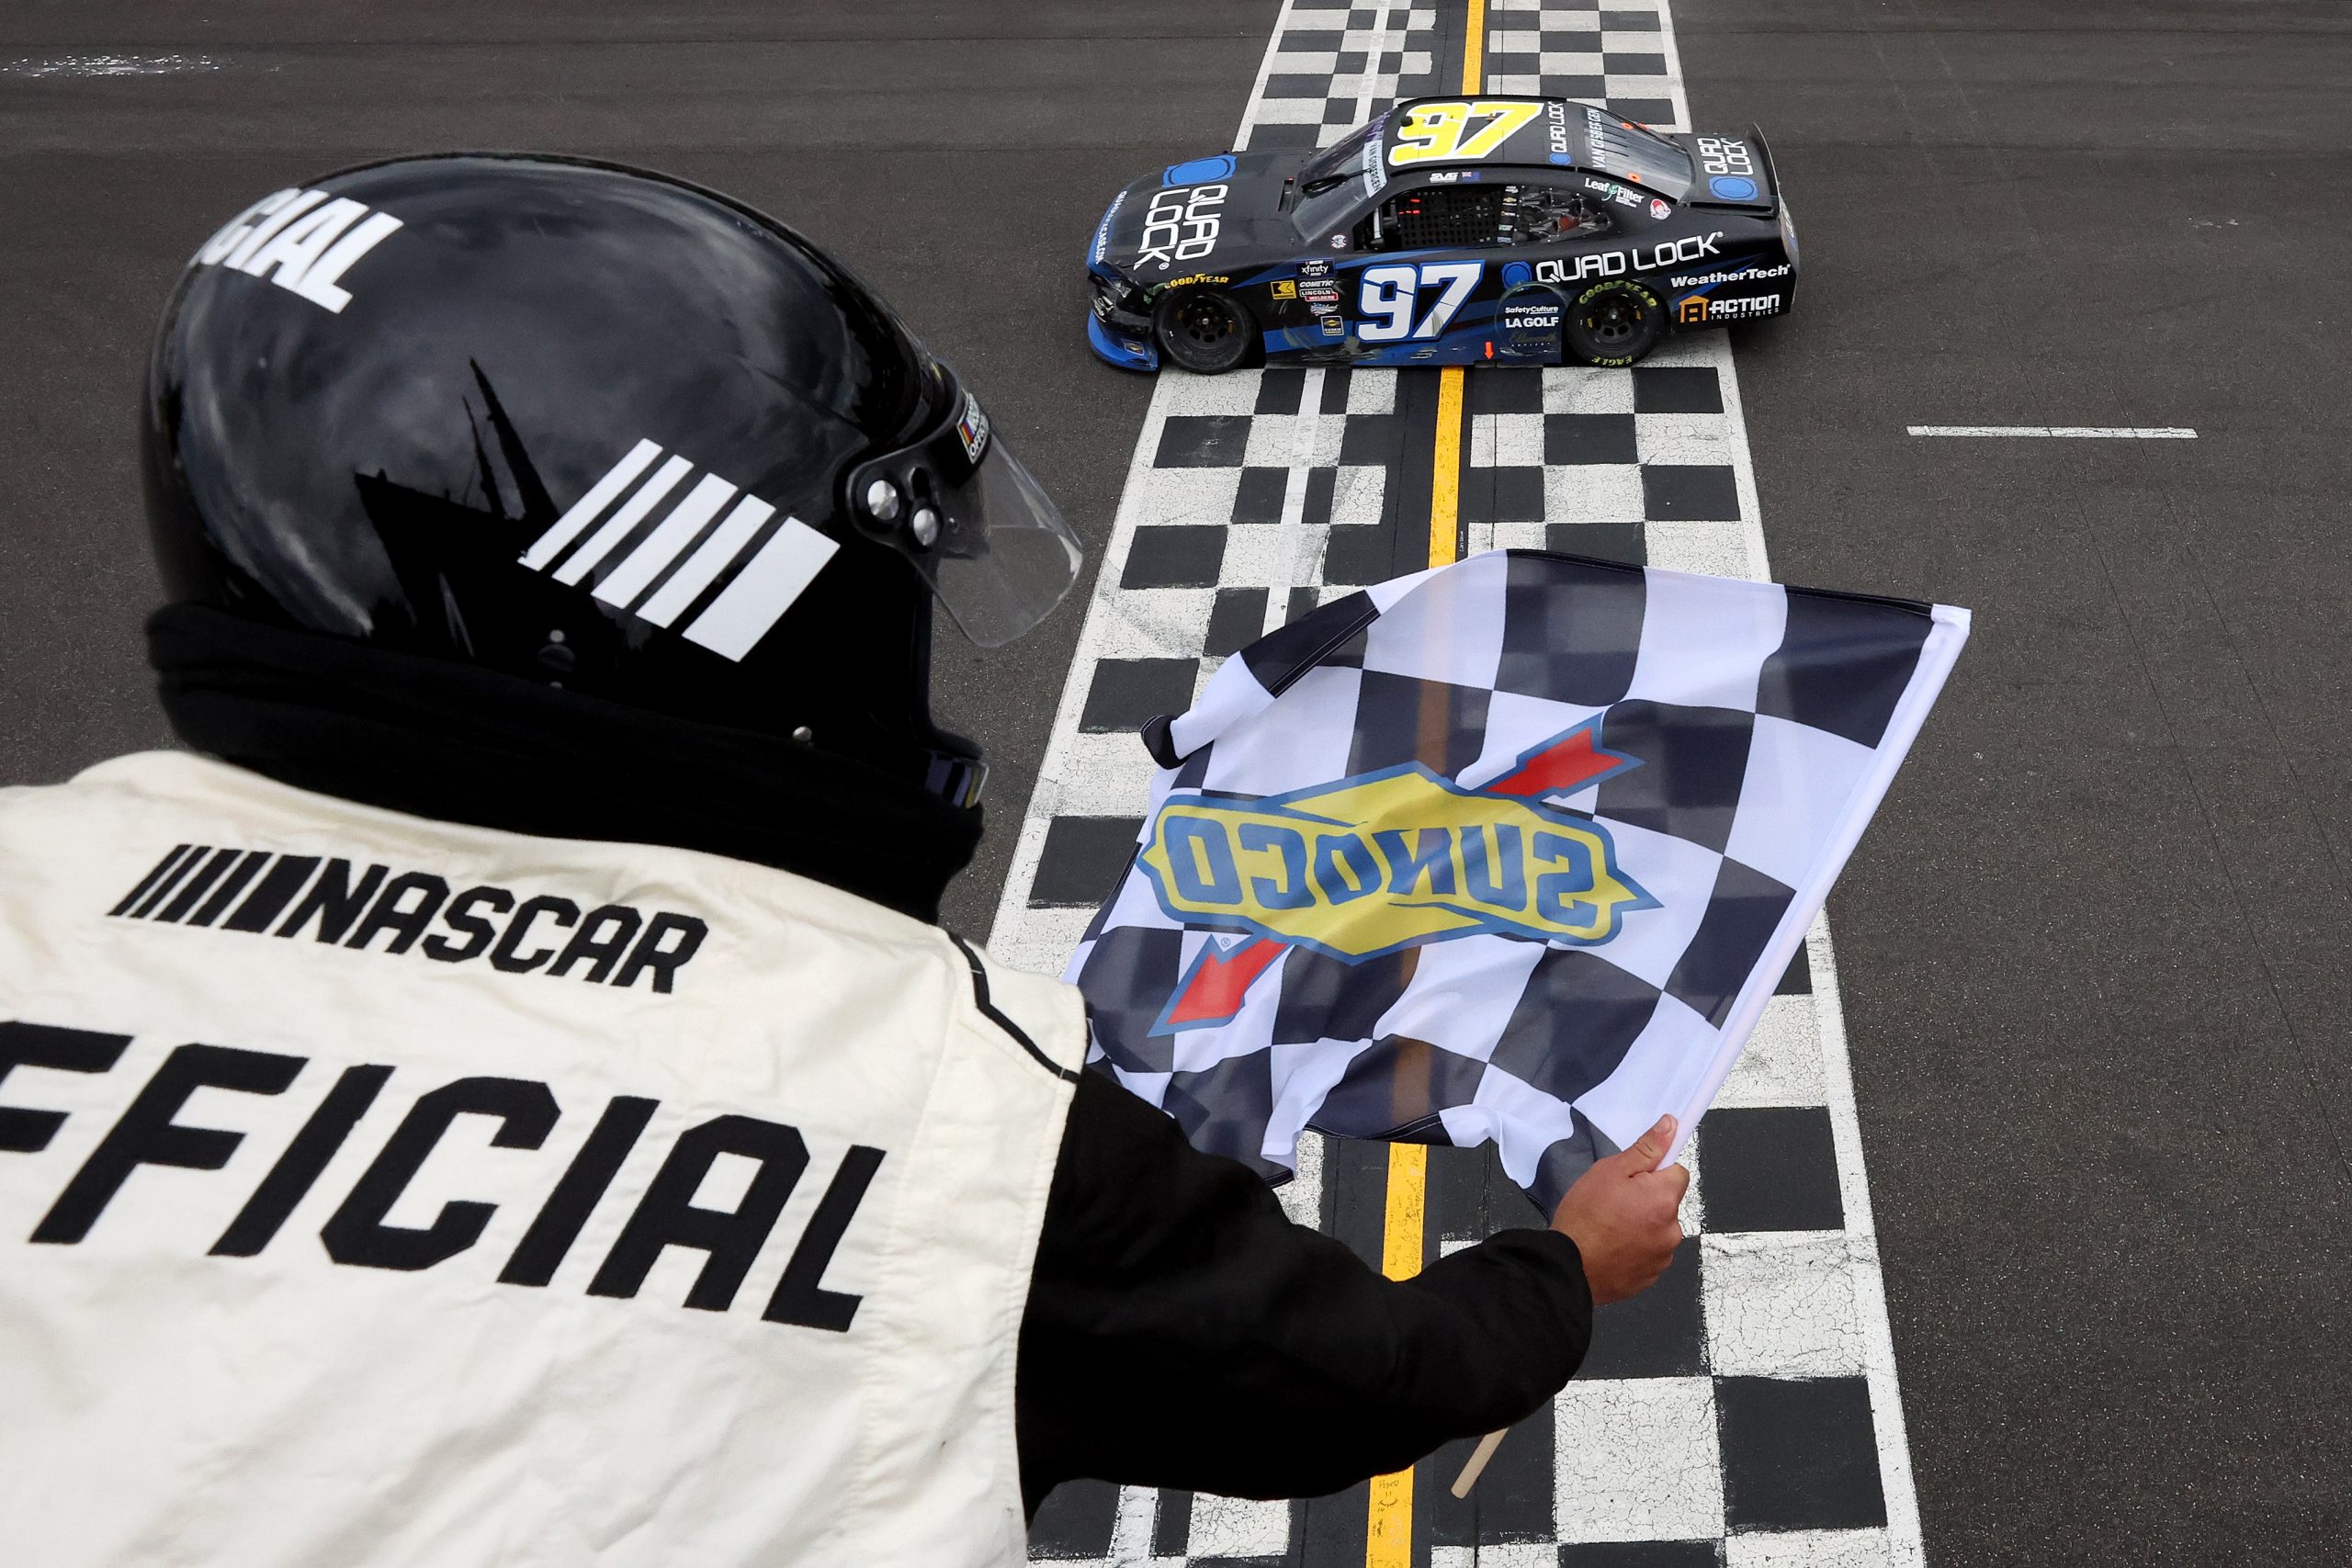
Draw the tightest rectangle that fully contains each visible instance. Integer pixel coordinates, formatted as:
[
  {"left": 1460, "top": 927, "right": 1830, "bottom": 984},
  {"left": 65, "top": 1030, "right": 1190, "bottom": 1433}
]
[{"left": 1015, "top": 1071, "right": 1588, "bottom": 1510}]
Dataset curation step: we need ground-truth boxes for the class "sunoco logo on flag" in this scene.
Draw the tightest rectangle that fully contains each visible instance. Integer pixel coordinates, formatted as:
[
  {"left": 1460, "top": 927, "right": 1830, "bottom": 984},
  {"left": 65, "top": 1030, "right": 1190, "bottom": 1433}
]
[
  {"left": 1140, "top": 720, "right": 1657, "bottom": 1033},
  {"left": 1071, "top": 549, "right": 1970, "bottom": 1209}
]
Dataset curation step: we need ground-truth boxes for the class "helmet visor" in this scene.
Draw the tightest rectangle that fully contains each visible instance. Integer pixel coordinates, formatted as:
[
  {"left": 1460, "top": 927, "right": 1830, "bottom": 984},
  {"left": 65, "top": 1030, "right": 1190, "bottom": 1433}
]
[{"left": 847, "top": 380, "right": 1085, "bottom": 648}]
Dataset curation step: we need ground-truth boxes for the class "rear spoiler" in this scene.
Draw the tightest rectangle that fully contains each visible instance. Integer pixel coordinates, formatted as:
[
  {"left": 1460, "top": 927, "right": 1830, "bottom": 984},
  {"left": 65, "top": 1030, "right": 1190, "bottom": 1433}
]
[{"left": 1679, "top": 123, "right": 1778, "bottom": 214}]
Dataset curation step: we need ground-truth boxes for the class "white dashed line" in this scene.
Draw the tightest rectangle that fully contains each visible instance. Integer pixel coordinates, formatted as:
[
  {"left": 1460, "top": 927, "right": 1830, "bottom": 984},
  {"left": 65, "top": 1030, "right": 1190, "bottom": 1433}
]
[
  {"left": 1907, "top": 425, "right": 2196, "bottom": 438},
  {"left": 2, "top": 54, "right": 220, "bottom": 77}
]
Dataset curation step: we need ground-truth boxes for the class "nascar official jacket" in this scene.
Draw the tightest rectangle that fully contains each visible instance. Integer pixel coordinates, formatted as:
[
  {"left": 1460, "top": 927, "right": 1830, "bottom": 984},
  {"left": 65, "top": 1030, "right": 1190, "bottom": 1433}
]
[{"left": 0, "top": 750, "right": 1085, "bottom": 1567}]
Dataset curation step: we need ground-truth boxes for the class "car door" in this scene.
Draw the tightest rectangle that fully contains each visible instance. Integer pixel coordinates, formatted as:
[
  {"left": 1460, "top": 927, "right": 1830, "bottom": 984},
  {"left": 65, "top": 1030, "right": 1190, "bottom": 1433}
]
[{"left": 1337, "top": 175, "right": 1500, "bottom": 366}]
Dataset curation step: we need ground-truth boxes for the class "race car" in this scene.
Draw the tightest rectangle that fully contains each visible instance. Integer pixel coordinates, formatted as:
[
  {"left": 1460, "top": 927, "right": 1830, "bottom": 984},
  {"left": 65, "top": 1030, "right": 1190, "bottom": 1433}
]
[{"left": 1085, "top": 96, "right": 1796, "bottom": 373}]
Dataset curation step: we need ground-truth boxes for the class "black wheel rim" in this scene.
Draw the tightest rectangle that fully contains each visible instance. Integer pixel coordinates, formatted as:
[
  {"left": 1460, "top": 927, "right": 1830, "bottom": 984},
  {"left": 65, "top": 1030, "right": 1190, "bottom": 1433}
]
[
  {"left": 1583, "top": 293, "right": 1649, "bottom": 346},
  {"left": 1178, "top": 297, "right": 1237, "bottom": 350}
]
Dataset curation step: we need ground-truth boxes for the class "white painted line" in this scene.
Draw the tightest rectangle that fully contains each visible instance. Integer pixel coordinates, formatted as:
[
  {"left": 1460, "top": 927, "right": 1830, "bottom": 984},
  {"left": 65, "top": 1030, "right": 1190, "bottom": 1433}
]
[
  {"left": 1261, "top": 367, "right": 1328, "bottom": 637},
  {"left": 1906, "top": 425, "right": 2196, "bottom": 439},
  {"left": 2, "top": 54, "right": 219, "bottom": 77}
]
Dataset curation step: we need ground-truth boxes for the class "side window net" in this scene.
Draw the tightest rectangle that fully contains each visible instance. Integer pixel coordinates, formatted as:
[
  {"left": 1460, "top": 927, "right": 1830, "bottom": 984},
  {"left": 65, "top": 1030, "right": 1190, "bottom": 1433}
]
[{"left": 1377, "top": 185, "right": 1508, "bottom": 250}]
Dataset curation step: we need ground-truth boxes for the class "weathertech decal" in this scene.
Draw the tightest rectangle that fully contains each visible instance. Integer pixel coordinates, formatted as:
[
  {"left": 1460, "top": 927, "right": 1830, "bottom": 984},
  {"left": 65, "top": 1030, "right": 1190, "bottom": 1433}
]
[
  {"left": 107, "top": 844, "right": 707, "bottom": 993},
  {"left": 518, "top": 440, "right": 839, "bottom": 661},
  {"left": 193, "top": 186, "right": 403, "bottom": 313}
]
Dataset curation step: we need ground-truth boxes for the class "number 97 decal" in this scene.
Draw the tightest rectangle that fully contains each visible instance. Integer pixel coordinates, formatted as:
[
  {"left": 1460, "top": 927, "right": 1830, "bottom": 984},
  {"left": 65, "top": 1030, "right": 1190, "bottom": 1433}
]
[
  {"left": 1388, "top": 101, "right": 1544, "bottom": 166},
  {"left": 1357, "top": 262, "right": 1483, "bottom": 343}
]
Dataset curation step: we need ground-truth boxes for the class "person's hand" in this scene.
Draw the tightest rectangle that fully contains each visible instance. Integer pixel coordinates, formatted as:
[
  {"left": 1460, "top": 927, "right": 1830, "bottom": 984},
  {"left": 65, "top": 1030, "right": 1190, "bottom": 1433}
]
[{"left": 1548, "top": 1114, "right": 1690, "bottom": 1306}]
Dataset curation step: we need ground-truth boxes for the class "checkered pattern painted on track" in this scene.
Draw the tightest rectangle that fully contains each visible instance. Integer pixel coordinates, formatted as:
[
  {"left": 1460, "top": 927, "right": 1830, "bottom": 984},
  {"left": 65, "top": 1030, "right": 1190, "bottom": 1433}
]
[{"left": 991, "top": 2, "right": 1926, "bottom": 1562}]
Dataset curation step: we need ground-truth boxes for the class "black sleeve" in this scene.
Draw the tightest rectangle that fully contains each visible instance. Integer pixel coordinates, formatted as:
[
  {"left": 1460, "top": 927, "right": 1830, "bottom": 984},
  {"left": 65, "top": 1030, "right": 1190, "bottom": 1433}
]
[{"left": 1016, "top": 1071, "right": 1591, "bottom": 1513}]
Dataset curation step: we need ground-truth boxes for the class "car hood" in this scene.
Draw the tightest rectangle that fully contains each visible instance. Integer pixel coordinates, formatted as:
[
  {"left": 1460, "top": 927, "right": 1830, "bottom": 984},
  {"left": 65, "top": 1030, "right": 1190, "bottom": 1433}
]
[{"left": 1089, "top": 152, "right": 1300, "bottom": 282}]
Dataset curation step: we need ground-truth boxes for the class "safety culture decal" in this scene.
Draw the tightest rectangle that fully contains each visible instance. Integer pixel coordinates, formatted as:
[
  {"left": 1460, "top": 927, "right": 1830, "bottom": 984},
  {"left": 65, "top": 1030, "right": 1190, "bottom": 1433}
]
[{"left": 1136, "top": 719, "right": 1658, "bottom": 1033}]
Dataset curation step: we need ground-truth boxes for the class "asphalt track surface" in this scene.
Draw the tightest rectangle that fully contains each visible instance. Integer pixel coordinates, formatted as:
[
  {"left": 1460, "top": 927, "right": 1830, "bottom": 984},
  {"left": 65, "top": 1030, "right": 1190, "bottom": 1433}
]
[
  {"left": 2, "top": 4, "right": 2346, "bottom": 1565},
  {"left": 1672, "top": 2, "right": 2352, "bottom": 1558}
]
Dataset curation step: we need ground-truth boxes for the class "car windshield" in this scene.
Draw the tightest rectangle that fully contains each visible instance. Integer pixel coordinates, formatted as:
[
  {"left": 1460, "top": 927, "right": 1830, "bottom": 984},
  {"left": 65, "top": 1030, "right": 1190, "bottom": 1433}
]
[
  {"left": 1579, "top": 108, "right": 1694, "bottom": 199},
  {"left": 1292, "top": 177, "right": 1367, "bottom": 242},
  {"left": 1297, "top": 121, "right": 1381, "bottom": 194}
]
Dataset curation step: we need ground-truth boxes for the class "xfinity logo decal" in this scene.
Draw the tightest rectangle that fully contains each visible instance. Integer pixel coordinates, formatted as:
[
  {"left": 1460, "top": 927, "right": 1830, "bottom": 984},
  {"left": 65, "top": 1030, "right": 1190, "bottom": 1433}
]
[
  {"left": 1534, "top": 231, "right": 1722, "bottom": 284},
  {"left": 519, "top": 441, "right": 839, "bottom": 662},
  {"left": 1138, "top": 183, "right": 1226, "bottom": 271},
  {"left": 193, "top": 187, "right": 403, "bottom": 314}
]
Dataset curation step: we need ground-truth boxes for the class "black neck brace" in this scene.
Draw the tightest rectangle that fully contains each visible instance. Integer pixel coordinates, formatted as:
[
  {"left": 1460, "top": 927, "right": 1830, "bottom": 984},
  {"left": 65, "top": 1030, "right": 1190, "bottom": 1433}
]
[{"left": 146, "top": 604, "right": 982, "bottom": 924}]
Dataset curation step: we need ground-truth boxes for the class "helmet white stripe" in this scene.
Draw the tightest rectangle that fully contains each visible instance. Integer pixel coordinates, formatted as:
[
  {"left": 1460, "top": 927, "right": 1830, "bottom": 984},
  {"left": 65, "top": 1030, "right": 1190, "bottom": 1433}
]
[
  {"left": 550, "top": 454, "right": 691, "bottom": 586},
  {"left": 638, "top": 494, "right": 777, "bottom": 628},
  {"left": 683, "top": 518, "right": 839, "bottom": 661},
  {"left": 592, "top": 472, "right": 738, "bottom": 610},
  {"left": 518, "top": 438, "right": 663, "bottom": 570}
]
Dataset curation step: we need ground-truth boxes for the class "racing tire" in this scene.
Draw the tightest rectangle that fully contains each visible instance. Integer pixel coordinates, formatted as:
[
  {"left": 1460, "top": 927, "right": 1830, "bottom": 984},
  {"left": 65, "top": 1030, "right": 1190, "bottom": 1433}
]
[
  {"left": 1153, "top": 289, "right": 1255, "bottom": 374},
  {"left": 1565, "top": 279, "right": 1664, "bottom": 367}
]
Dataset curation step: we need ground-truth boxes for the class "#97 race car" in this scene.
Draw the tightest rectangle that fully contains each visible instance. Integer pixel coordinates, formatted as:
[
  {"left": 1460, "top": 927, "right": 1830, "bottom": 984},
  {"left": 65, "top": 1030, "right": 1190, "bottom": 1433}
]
[{"left": 1085, "top": 96, "right": 1796, "bottom": 373}]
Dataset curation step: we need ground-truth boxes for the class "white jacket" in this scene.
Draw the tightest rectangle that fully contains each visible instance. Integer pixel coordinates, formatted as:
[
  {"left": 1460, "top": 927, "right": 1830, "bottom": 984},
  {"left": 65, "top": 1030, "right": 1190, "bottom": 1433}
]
[{"left": 0, "top": 751, "right": 1083, "bottom": 1566}]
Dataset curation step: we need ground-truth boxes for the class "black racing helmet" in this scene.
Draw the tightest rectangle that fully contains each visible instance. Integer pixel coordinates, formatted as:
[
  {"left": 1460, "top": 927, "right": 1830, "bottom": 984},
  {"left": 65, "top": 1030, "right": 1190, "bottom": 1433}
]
[{"left": 141, "top": 153, "right": 1082, "bottom": 802}]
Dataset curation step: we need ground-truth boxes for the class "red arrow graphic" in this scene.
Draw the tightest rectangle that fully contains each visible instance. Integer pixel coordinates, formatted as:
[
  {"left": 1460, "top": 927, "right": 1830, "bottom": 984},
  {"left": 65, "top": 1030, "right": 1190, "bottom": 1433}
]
[
  {"left": 1485, "top": 722, "right": 1628, "bottom": 799},
  {"left": 1161, "top": 936, "right": 1287, "bottom": 1031}
]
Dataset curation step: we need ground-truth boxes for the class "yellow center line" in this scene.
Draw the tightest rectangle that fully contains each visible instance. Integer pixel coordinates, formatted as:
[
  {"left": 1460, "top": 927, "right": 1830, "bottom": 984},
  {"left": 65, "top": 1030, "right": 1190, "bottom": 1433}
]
[
  {"left": 1429, "top": 367, "right": 1465, "bottom": 570},
  {"left": 1363, "top": 6, "right": 1485, "bottom": 1562},
  {"left": 1364, "top": 1145, "right": 1428, "bottom": 1568}
]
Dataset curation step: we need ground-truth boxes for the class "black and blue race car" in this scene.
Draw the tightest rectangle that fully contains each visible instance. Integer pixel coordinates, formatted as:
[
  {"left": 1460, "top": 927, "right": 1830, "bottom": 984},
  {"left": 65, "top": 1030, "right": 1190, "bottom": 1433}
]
[{"left": 1086, "top": 96, "right": 1795, "bottom": 373}]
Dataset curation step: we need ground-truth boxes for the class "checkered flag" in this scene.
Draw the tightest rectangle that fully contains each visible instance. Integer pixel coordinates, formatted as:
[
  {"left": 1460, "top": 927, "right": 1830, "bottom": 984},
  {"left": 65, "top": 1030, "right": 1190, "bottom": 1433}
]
[{"left": 1068, "top": 549, "right": 1968, "bottom": 1212}]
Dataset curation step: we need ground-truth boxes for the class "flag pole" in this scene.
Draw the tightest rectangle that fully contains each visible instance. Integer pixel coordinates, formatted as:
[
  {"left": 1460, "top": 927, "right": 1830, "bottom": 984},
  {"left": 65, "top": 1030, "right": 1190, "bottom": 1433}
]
[{"left": 1449, "top": 1428, "right": 1507, "bottom": 1497}]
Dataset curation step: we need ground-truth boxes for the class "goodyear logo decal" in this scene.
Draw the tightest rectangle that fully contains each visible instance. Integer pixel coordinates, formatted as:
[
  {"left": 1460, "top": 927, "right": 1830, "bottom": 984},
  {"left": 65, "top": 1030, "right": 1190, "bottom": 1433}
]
[{"left": 1138, "top": 719, "right": 1658, "bottom": 1033}]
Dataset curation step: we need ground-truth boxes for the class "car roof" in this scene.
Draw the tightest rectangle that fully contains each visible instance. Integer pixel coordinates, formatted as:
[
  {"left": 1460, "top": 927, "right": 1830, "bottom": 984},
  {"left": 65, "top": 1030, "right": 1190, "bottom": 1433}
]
[{"left": 1375, "top": 95, "right": 1641, "bottom": 175}]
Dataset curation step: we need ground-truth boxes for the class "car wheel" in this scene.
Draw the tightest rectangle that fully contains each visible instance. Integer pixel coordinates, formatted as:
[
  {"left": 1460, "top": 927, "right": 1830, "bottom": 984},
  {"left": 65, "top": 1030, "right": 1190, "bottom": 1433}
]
[
  {"left": 1153, "top": 289, "right": 1255, "bottom": 374},
  {"left": 1566, "top": 279, "right": 1664, "bottom": 367}
]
